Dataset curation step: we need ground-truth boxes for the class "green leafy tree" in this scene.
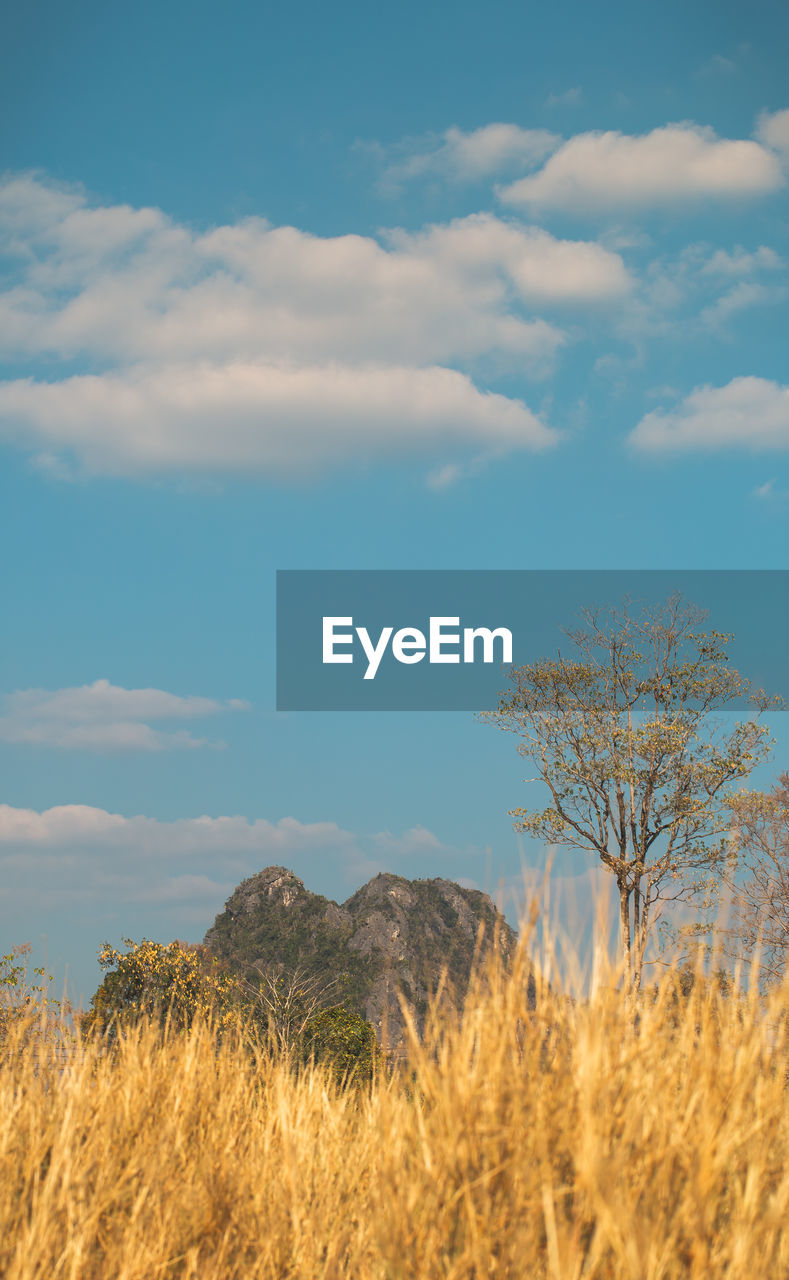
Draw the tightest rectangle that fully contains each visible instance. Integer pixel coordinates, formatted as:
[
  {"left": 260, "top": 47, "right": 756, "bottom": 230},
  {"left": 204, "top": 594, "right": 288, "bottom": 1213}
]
[
  {"left": 482, "top": 596, "right": 776, "bottom": 989},
  {"left": 83, "top": 938, "right": 241, "bottom": 1036},
  {"left": 301, "top": 1004, "right": 380, "bottom": 1082}
]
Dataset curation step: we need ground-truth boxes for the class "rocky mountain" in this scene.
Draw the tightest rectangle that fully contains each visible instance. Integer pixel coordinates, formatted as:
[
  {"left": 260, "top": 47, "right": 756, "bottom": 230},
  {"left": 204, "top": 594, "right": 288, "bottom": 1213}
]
[{"left": 203, "top": 866, "right": 520, "bottom": 1044}]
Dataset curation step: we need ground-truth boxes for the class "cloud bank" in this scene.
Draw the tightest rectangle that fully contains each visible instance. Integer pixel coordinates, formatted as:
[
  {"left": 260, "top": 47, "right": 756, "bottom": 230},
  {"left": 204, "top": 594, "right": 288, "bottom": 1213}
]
[
  {"left": 0, "top": 175, "right": 642, "bottom": 479},
  {"left": 2, "top": 120, "right": 786, "bottom": 483},
  {"left": 0, "top": 802, "right": 465, "bottom": 920}
]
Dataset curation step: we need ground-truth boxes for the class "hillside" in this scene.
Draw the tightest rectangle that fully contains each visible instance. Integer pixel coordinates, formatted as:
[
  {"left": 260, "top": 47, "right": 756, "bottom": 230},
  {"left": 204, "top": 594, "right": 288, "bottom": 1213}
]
[{"left": 203, "top": 867, "right": 521, "bottom": 1043}]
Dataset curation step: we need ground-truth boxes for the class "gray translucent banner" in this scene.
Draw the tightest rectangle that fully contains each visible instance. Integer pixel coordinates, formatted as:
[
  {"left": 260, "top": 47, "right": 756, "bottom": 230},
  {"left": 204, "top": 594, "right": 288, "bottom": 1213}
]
[{"left": 276, "top": 570, "right": 789, "bottom": 711}]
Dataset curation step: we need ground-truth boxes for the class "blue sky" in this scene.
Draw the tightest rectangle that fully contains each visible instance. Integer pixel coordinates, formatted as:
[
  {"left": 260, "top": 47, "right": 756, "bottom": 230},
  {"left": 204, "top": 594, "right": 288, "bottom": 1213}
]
[{"left": 1, "top": 0, "right": 788, "bottom": 1004}]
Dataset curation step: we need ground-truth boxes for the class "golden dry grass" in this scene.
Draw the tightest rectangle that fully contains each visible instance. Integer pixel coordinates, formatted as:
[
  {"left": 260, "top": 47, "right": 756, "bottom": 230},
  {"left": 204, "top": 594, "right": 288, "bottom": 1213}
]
[{"left": 1, "top": 942, "right": 787, "bottom": 1280}]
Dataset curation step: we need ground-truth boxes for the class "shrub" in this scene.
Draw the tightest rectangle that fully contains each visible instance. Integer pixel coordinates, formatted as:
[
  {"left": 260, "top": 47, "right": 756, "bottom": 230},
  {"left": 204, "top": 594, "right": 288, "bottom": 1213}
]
[
  {"left": 0, "top": 944, "right": 66, "bottom": 1047},
  {"left": 301, "top": 1004, "right": 379, "bottom": 1082}
]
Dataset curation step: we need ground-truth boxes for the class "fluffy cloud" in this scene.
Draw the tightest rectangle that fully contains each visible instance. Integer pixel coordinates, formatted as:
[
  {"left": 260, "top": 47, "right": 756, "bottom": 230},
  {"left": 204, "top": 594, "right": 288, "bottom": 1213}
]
[
  {"left": 629, "top": 377, "right": 789, "bottom": 452},
  {"left": 756, "top": 108, "right": 789, "bottom": 154},
  {"left": 498, "top": 124, "right": 783, "bottom": 211},
  {"left": 386, "top": 214, "right": 631, "bottom": 303},
  {"left": 373, "top": 124, "right": 560, "bottom": 190},
  {"left": 0, "top": 175, "right": 646, "bottom": 477},
  {"left": 0, "top": 679, "right": 248, "bottom": 750},
  {"left": 2, "top": 168, "right": 781, "bottom": 481},
  {"left": 0, "top": 361, "right": 556, "bottom": 476},
  {"left": 0, "top": 182, "right": 573, "bottom": 369}
]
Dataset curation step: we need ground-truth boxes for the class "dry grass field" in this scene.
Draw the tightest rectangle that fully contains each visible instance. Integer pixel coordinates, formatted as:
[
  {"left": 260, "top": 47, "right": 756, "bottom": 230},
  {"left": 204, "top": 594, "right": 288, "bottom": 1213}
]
[{"left": 1, "top": 940, "right": 787, "bottom": 1280}]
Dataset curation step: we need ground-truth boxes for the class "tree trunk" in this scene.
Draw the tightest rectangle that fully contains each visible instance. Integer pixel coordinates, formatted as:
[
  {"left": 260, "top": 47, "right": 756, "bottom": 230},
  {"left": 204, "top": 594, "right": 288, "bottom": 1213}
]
[
  {"left": 618, "top": 879, "right": 632, "bottom": 987},
  {"left": 633, "top": 888, "right": 649, "bottom": 993}
]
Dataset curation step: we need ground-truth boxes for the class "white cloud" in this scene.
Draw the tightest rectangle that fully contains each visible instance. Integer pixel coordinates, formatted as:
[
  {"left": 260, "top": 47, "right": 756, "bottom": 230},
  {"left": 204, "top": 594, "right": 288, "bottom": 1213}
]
[
  {"left": 498, "top": 123, "right": 783, "bottom": 212},
  {"left": 0, "top": 679, "right": 248, "bottom": 751},
  {"left": 0, "top": 188, "right": 569, "bottom": 371},
  {"left": 0, "top": 177, "right": 560, "bottom": 366},
  {"left": 373, "top": 124, "right": 560, "bottom": 190},
  {"left": 0, "top": 173, "right": 83, "bottom": 239},
  {"left": 0, "top": 360, "right": 556, "bottom": 477},
  {"left": 386, "top": 214, "right": 631, "bottom": 303},
  {"left": 629, "top": 377, "right": 789, "bottom": 453},
  {"left": 0, "top": 804, "right": 352, "bottom": 856},
  {"left": 756, "top": 108, "right": 789, "bottom": 154},
  {"left": 2, "top": 169, "right": 781, "bottom": 480}
]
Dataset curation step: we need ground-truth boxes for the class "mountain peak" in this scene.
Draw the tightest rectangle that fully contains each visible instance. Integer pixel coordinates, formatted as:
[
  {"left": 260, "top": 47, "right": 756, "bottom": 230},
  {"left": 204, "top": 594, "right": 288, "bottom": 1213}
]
[{"left": 204, "top": 867, "right": 519, "bottom": 1044}]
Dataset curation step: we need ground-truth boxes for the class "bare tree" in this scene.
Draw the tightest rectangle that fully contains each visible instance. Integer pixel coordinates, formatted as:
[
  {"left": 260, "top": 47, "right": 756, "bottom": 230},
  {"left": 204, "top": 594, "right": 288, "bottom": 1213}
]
[
  {"left": 482, "top": 595, "right": 775, "bottom": 989},
  {"left": 721, "top": 774, "right": 789, "bottom": 987},
  {"left": 237, "top": 963, "right": 342, "bottom": 1051}
]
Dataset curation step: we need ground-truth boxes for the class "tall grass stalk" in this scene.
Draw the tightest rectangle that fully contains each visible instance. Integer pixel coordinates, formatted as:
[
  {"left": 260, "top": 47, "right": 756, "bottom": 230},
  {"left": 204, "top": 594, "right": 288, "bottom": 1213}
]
[{"left": 1, "top": 931, "right": 787, "bottom": 1278}]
